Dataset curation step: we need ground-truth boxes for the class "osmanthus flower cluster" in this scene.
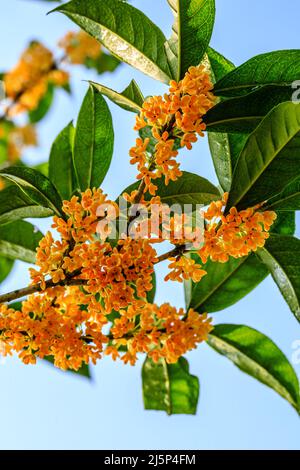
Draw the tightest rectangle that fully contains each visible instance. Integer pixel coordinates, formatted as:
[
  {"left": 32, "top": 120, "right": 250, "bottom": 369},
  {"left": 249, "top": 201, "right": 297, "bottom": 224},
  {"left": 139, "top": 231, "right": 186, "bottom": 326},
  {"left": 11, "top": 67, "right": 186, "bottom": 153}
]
[
  {"left": 130, "top": 65, "right": 215, "bottom": 195},
  {"left": 4, "top": 42, "right": 69, "bottom": 115},
  {"left": 165, "top": 193, "right": 277, "bottom": 283},
  {"left": 0, "top": 188, "right": 212, "bottom": 370},
  {"left": 0, "top": 123, "right": 37, "bottom": 163},
  {"left": 3, "top": 31, "right": 110, "bottom": 117},
  {"left": 0, "top": 65, "right": 277, "bottom": 372}
]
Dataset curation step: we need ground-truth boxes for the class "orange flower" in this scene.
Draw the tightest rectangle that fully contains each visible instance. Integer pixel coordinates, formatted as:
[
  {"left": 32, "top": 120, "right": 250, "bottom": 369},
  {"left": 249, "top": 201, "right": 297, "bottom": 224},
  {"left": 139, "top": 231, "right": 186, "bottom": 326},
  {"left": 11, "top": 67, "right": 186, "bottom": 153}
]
[
  {"left": 130, "top": 64, "right": 215, "bottom": 195},
  {"left": 4, "top": 42, "right": 69, "bottom": 115}
]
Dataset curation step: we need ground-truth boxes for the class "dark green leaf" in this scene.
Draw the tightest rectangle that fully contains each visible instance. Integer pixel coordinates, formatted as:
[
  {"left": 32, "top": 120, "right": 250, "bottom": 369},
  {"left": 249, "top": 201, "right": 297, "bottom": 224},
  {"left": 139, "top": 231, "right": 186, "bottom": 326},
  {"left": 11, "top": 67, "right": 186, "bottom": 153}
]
[
  {"left": 90, "top": 79, "right": 144, "bottom": 113},
  {"left": 142, "top": 357, "right": 199, "bottom": 415},
  {"left": 227, "top": 102, "right": 300, "bottom": 210},
  {"left": 29, "top": 83, "right": 55, "bottom": 123},
  {"left": 208, "top": 132, "right": 248, "bottom": 192},
  {"left": 51, "top": 0, "right": 173, "bottom": 82},
  {"left": 0, "top": 185, "right": 53, "bottom": 225},
  {"left": 266, "top": 176, "right": 300, "bottom": 211},
  {"left": 0, "top": 166, "right": 64, "bottom": 218},
  {"left": 73, "top": 87, "right": 114, "bottom": 191},
  {"left": 184, "top": 211, "right": 294, "bottom": 312},
  {"left": 49, "top": 121, "right": 77, "bottom": 199},
  {"left": 257, "top": 235, "right": 300, "bottom": 322},
  {"left": 0, "top": 221, "right": 43, "bottom": 264},
  {"left": 207, "top": 48, "right": 246, "bottom": 192},
  {"left": 166, "top": 0, "right": 215, "bottom": 80},
  {"left": 214, "top": 50, "right": 300, "bottom": 97},
  {"left": 185, "top": 253, "right": 269, "bottom": 313},
  {"left": 208, "top": 324, "right": 300, "bottom": 412},
  {"left": 207, "top": 46, "right": 235, "bottom": 82},
  {"left": 204, "top": 85, "right": 293, "bottom": 133}
]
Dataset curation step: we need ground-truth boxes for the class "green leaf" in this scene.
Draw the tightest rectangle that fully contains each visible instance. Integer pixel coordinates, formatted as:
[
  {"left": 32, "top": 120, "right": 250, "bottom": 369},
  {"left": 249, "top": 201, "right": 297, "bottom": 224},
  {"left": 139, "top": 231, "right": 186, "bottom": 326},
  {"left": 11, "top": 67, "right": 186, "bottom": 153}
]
[
  {"left": 34, "top": 162, "right": 49, "bottom": 177},
  {"left": 0, "top": 166, "right": 64, "bottom": 218},
  {"left": 166, "top": 0, "right": 215, "bottom": 80},
  {"left": 122, "top": 171, "right": 220, "bottom": 207},
  {"left": 185, "top": 253, "right": 269, "bottom": 313},
  {"left": 208, "top": 324, "right": 300, "bottom": 412},
  {"left": 44, "top": 356, "right": 91, "bottom": 379},
  {"left": 0, "top": 221, "right": 43, "bottom": 264},
  {"left": 257, "top": 235, "right": 300, "bottom": 322},
  {"left": 204, "top": 85, "right": 293, "bottom": 134},
  {"left": 29, "top": 83, "right": 55, "bottom": 123},
  {"left": 206, "top": 48, "right": 246, "bottom": 192},
  {"left": 49, "top": 121, "right": 77, "bottom": 200},
  {"left": 227, "top": 102, "right": 300, "bottom": 210},
  {"left": 73, "top": 87, "right": 114, "bottom": 191},
  {"left": 208, "top": 132, "right": 248, "bottom": 193},
  {"left": 214, "top": 50, "right": 300, "bottom": 97},
  {"left": 0, "top": 185, "right": 53, "bottom": 225},
  {"left": 51, "top": 0, "right": 173, "bottom": 83},
  {"left": 0, "top": 256, "right": 14, "bottom": 284},
  {"left": 207, "top": 46, "right": 235, "bottom": 82},
  {"left": 266, "top": 176, "right": 300, "bottom": 211},
  {"left": 142, "top": 357, "right": 199, "bottom": 415},
  {"left": 90, "top": 79, "right": 144, "bottom": 113}
]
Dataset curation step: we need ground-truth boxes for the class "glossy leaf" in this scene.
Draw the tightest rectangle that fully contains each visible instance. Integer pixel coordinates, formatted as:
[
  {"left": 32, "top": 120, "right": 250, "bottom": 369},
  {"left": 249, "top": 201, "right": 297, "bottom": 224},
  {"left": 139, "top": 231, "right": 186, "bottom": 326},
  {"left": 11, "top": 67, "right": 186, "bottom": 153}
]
[
  {"left": 208, "top": 132, "right": 248, "bottom": 193},
  {"left": 207, "top": 46, "right": 235, "bottom": 82},
  {"left": 0, "top": 221, "right": 43, "bottom": 264},
  {"left": 227, "top": 102, "right": 300, "bottom": 210},
  {"left": 185, "top": 253, "right": 269, "bottom": 313},
  {"left": 122, "top": 171, "right": 220, "bottom": 207},
  {"left": 51, "top": 0, "right": 173, "bottom": 83},
  {"left": 266, "top": 176, "right": 300, "bottom": 211},
  {"left": 0, "top": 166, "right": 64, "bottom": 218},
  {"left": 49, "top": 121, "right": 77, "bottom": 200},
  {"left": 257, "top": 235, "right": 300, "bottom": 322},
  {"left": 204, "top": 85, "right": 293, "bottom": 134},
  {"left": 214, "top": 50, "right": 300, "bottom": 97},
  {"left": 208, "top": 324, "right": 300, "bottom": 412},
  {"left": 142, "top": 357, "right": 199, "bottom": 415},
  {"left": 166, "top": 0, "right": 215, "bottom": 80},
  {"left": 206, "top": 48, "right": 246, "bottom": 192},
  {"left": 0, "top": 185, "right": 53, "bottom": 225},
  {"left": 73, "top": 87, "right": 114, "bottom": 191},
  {"left": 90, "top": 79, "right": 144, "bottom": 113}
]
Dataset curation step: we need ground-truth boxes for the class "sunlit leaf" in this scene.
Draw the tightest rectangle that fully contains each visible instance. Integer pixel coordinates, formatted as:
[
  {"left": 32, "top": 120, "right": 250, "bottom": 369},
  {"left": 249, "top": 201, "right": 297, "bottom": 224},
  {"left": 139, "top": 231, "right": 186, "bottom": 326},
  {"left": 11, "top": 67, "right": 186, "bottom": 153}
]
[{"left": 208, "top": 324, "right": 300, "bottom": 412}]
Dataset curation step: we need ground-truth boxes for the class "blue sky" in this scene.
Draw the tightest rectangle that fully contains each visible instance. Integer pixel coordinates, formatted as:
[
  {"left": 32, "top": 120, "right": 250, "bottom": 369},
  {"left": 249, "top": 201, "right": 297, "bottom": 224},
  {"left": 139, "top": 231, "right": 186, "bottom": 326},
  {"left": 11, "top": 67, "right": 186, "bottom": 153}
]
[{"left": 0, "top": 0, "right": 300, "bottom": 450}]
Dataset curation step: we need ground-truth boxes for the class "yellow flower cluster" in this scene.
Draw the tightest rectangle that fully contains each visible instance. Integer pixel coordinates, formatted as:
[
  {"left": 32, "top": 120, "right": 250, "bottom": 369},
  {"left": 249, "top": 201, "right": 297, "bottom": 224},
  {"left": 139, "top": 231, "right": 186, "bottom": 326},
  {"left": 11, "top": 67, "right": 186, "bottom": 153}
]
[
  {"left": 166, "top": 193, "right": 277, "bottom": 282},
  {"left": 4, "top": 42, "right": 69, "bottom": 115},
  {"left": 58, "top": 30, "right": 102, "bottom": 65},
  {"left": 30, "top": 189, "right": 156, "bottom": 313},
  {"left": 0, "top": 294, "right": 211, "bottom": 370},
  {"left": 130, "top": 65, "right": 215, "bottom": 194}
]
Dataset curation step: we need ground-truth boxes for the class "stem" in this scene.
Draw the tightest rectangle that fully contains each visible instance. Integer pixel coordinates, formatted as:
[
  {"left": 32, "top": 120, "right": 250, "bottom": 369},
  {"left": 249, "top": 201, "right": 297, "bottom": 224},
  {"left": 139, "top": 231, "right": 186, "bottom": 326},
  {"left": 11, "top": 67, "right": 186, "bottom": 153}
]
[
  {"left": 0, "top": 275, "right": 87, "bottom": 304},
  {"left": 0, "top": 245, "right": 186, "bottom": 304}
]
